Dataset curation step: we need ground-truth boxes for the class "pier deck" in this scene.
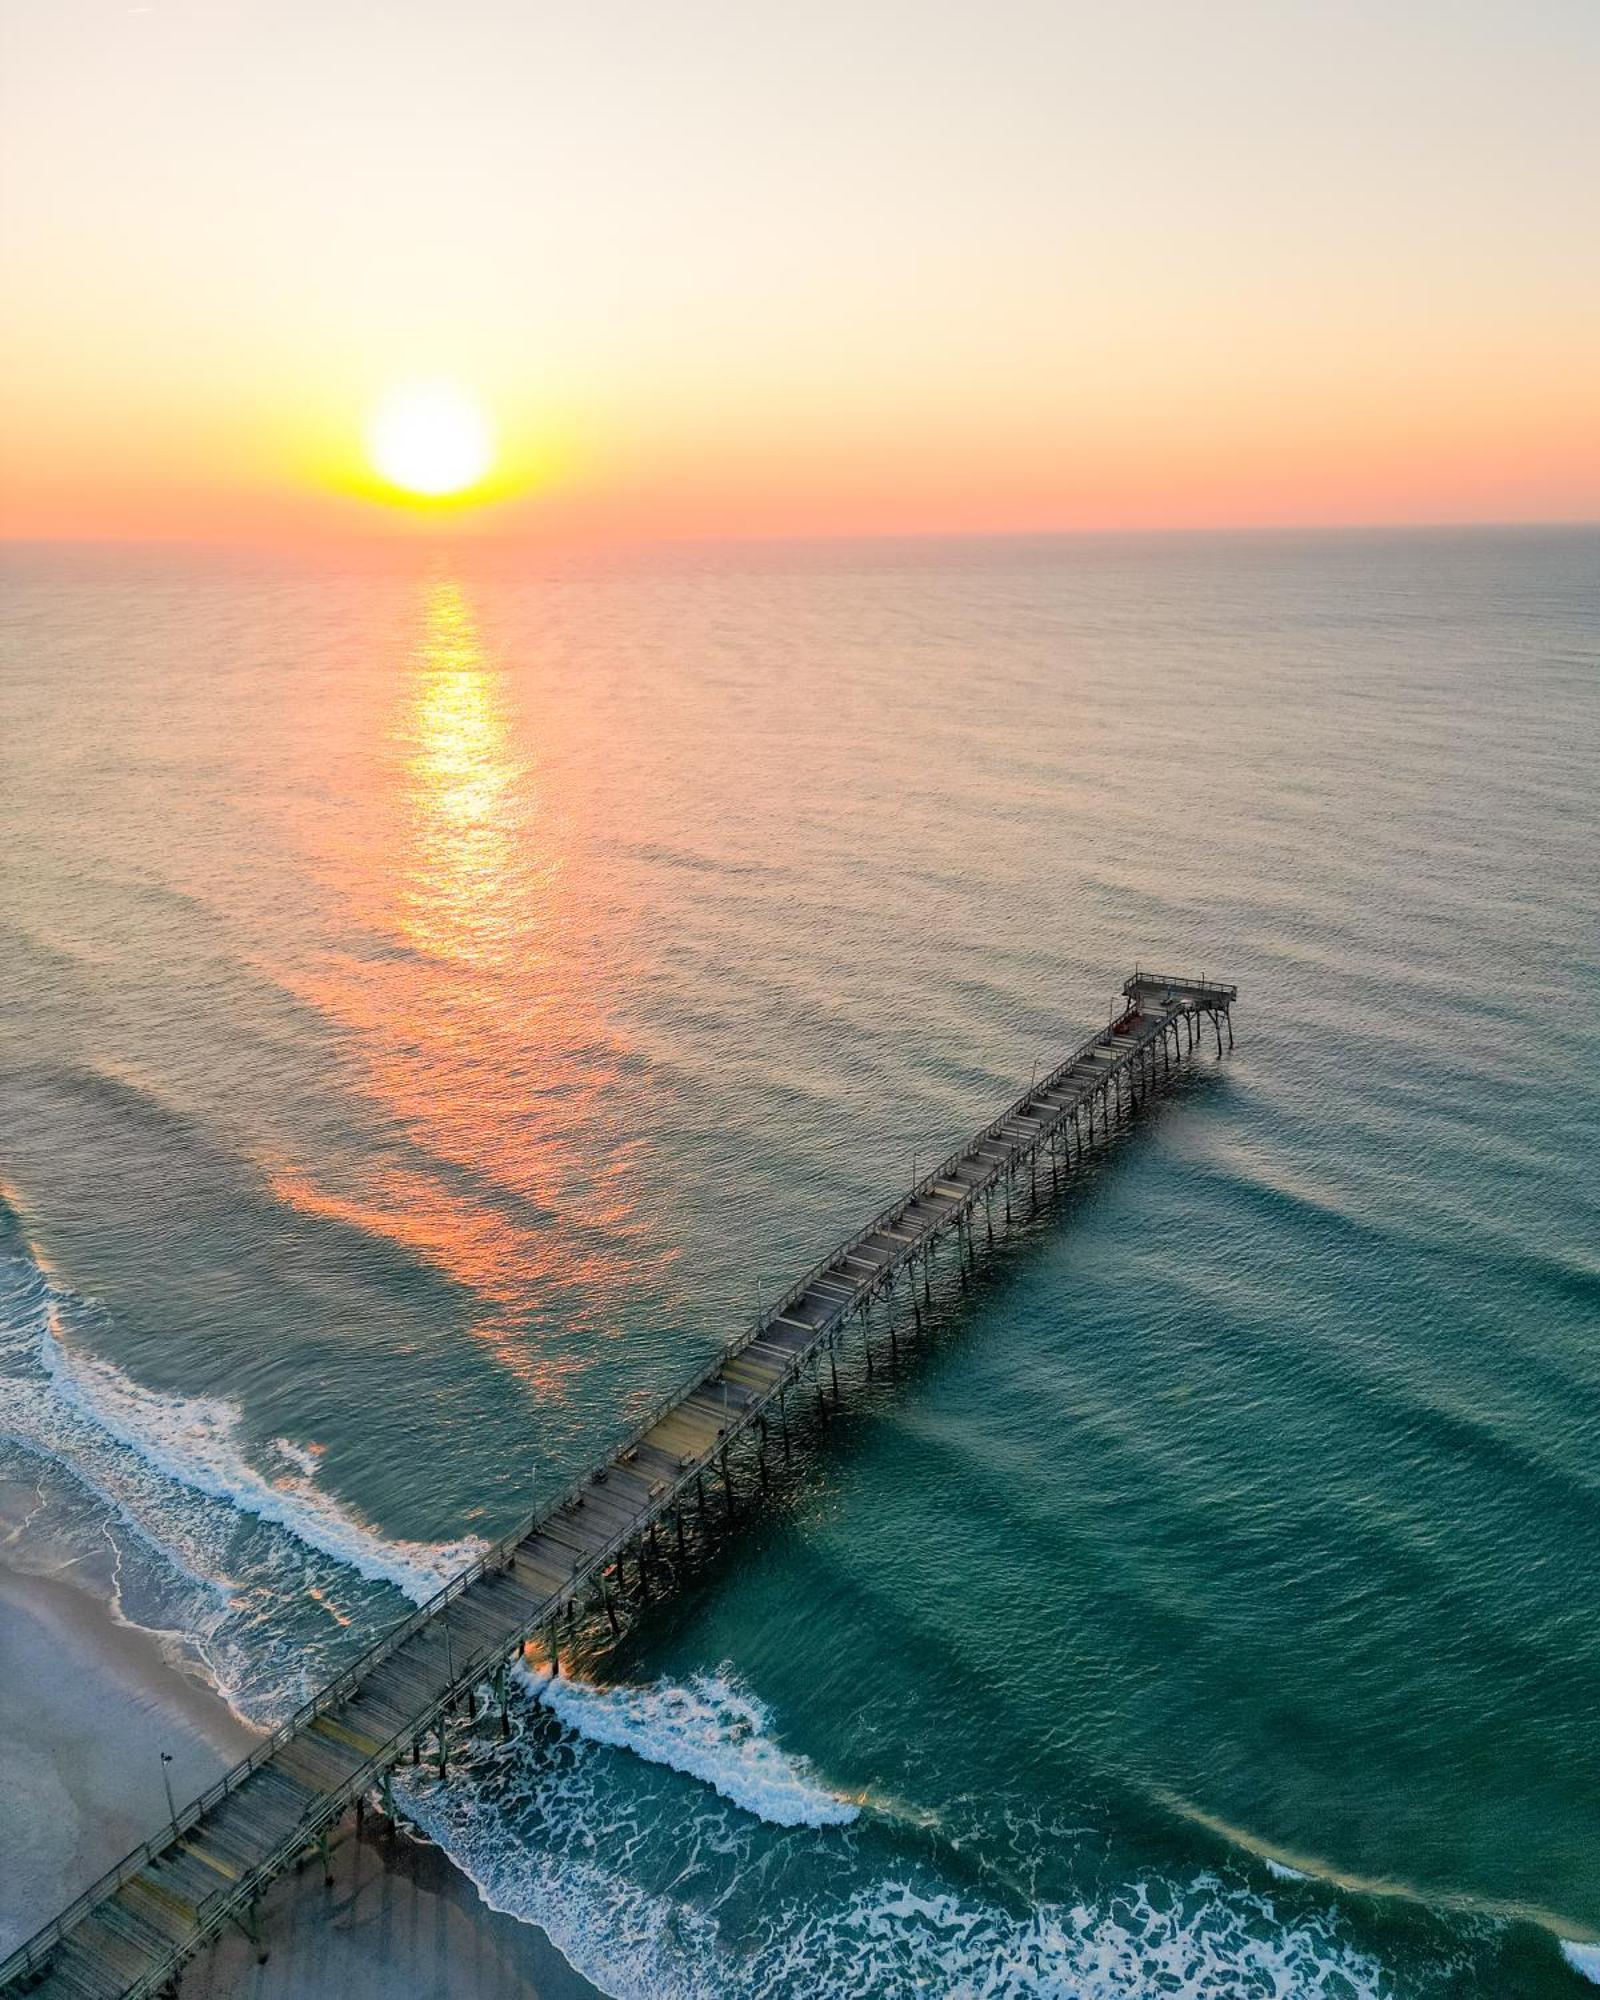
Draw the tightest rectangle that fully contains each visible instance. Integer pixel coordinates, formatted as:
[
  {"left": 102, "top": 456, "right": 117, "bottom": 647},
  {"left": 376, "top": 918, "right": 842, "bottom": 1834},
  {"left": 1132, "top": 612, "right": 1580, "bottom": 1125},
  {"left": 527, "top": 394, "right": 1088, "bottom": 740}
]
[{"left": 1, "top": 970, "right": 1235, "bottom": 2000}]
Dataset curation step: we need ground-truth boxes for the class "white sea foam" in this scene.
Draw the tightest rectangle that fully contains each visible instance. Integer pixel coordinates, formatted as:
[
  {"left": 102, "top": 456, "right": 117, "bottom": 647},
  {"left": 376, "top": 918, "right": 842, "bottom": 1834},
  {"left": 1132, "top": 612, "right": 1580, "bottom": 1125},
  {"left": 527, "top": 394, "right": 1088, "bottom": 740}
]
[
  {"left": 0, "top": 1242, "right": 485, "bottom": 1724},
  {"left": 35, "top": 1310, "right": 483, "bottom": 1602},
  {"left": 1562, "top": 1939, "right": 1600, "bottom": 1985},
  {"left": 837, "top": 1876, "right": 1400, "bottom": 1999},
  {"left": 384, "top": 1665, "right": 1407, "bottom": 2000},
  {"left": 523, "top": 1665, "right": 859, "bottom": 1828},
  {"left": 400, "top": 1732, "right": 1396, "bottom": 2000},
  {"left": 397, "top": 1774, "right": 714, "bottom": 2000},
  {"left": 1263, "top": 1858, "right": 1309, "bottom": 1882}
]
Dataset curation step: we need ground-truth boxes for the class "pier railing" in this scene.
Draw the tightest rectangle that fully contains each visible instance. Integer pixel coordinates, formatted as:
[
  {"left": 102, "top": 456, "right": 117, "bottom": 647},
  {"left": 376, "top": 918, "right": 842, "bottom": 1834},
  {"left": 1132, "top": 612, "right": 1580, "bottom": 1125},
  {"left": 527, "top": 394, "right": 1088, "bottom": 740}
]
[
  {"left": 1126, "top": 970, "right": 1238, "bottom": 1004},
  {"left": 0, "top": 970, "right": 1236, "bottom": 1998}
]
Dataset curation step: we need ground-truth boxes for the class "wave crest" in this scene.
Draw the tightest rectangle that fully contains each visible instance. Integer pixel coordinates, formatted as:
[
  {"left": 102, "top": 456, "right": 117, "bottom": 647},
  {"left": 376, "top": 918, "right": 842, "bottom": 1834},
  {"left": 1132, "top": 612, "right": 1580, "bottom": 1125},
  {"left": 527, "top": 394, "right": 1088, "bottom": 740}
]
[
  {"left": 36, "top": 1308, "right": 483, "bottom": 1603},
  {"left": 526, "top": 1666, "right": 859, "bottom": 1828},
  {"left": 1563, "top": 1940, "right": 1600, "bottom": 1986},
  {"left": 0, "top": 1240, "right": 486, "bottom": 1718}
]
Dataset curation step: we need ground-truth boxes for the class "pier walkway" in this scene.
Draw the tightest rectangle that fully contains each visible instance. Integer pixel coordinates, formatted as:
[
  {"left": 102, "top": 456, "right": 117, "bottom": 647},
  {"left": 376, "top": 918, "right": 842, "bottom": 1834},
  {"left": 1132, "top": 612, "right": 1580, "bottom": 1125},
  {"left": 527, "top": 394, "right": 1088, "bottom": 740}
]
[{"left": 1, "top": 970, "right": 1235, "bottom": 2000}]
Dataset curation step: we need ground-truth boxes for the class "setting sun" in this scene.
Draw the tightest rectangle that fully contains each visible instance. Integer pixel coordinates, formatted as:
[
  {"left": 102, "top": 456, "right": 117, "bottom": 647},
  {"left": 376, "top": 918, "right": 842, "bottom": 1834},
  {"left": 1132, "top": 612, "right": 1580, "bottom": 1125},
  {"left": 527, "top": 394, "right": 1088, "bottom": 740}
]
[{"left": 367, "top": 383, "right": 494, "bottom": 500}]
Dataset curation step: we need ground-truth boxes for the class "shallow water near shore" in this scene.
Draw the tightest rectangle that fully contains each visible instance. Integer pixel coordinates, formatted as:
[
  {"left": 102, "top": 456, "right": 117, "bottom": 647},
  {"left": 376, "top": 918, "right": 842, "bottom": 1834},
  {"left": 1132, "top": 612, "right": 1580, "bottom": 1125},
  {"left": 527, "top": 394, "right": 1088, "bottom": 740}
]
[{"left": 2, "top": 526, "right": 1597, "bottom": 1995}]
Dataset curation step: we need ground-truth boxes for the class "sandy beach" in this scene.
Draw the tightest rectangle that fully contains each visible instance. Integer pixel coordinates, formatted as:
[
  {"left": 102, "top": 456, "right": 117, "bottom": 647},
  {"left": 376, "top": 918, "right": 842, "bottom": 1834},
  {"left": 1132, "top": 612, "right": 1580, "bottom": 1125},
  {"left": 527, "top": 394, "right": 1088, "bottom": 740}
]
[
  {"left": 0, "top": 1560, "right": 255, "bottom": 1958},
  {"left": 0, "top": 1557, "right": 601, "bottom": 1999}
]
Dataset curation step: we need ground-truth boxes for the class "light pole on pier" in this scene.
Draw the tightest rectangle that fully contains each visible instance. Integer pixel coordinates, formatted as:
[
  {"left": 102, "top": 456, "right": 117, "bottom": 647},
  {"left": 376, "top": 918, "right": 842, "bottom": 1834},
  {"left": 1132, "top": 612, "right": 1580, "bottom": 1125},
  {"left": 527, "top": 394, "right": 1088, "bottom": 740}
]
[{"left": 159, "top": 1751, "right": 177, "bottom": 1834}]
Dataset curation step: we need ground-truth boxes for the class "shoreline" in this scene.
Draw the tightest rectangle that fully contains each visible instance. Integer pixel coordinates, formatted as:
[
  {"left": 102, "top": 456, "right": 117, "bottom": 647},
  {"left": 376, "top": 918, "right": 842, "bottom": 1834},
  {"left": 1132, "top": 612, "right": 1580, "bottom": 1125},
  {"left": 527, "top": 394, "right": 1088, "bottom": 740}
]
[
  {"left": 0, "top": 1556, "right": 256, "bottom": 1958},
  {"left": 0, "top": 1553, "right": 604, "bottom": 1998}
]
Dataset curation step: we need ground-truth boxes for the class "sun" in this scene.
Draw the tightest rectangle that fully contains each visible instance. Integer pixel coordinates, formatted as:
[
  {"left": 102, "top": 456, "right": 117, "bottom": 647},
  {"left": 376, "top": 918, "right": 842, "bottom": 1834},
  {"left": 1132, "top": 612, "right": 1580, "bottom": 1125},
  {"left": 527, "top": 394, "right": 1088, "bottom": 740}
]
[{"left": 367, "top": 382, "right": 494, "bottom": 499}]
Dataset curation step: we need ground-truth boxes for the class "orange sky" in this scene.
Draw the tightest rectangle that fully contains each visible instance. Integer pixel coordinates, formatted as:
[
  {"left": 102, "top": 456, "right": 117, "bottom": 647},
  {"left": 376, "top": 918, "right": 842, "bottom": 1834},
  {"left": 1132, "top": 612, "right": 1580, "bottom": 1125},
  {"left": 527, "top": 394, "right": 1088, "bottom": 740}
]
[{"left": 2, "top": 0, "right": 1596, "bottom": 544}]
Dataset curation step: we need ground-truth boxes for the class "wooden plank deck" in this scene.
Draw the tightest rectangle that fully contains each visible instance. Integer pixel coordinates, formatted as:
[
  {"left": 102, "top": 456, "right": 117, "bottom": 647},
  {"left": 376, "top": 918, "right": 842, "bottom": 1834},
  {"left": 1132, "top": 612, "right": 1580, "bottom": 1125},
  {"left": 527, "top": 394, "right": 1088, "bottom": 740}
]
[{"left": 1, "top": 970, "right": 1234, "bottom": 2000}]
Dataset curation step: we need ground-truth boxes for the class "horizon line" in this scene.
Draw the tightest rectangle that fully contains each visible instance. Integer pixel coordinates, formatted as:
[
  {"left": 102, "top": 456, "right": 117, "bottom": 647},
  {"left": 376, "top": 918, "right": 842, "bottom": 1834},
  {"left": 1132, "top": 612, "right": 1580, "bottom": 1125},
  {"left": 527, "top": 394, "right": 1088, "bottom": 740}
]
[{"left": 3, "top": 513, "right": 1596, "bottom": 559}]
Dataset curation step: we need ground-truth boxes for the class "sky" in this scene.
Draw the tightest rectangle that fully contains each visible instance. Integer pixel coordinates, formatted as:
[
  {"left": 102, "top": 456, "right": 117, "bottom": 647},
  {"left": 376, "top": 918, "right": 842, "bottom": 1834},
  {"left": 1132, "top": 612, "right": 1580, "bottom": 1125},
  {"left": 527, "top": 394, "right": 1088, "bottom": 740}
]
[{"left": 1, "top": 0, "right": 1596, "bottom": 543}]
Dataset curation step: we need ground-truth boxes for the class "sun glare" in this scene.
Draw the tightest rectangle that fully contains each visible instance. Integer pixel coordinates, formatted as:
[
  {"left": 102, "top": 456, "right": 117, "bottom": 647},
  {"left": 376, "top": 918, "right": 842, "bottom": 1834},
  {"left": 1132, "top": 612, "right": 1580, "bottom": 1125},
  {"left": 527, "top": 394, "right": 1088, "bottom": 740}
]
[{"left": 367, "top": 382, "right": 494, "bottom": 499}]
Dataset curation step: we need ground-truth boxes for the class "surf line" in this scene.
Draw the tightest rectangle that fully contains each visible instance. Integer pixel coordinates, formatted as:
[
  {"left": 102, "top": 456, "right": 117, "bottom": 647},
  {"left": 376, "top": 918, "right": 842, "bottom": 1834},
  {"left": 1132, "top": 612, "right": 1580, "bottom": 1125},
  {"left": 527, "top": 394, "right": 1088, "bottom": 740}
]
[
  {"left": 1153, "top": 1787, "right": 1600, "bottom": 1968},
  {"left": 0, "top": 970, "right": 1237, "bottom": 2000}
]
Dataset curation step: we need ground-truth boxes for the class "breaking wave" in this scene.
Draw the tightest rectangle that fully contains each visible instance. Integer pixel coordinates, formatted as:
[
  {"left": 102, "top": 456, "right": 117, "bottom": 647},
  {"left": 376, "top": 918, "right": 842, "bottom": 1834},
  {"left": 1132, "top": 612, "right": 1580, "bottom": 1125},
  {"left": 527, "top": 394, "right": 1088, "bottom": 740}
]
[
  {"left": 34, "top": 1308, "right": 483, "bottom": 1603},
  {"left": 0, "top": 1239, "right": 484, "bottom": 1716},
  {"left": 1563, "top": 1940, "right": 1600, "bottom": 1986},
  {"left": 525, "top": 1665, "right": 859, "bottom": 1828},
  {"left": 399, "top": 1720, "right": 1397, "bottom": 2000}
]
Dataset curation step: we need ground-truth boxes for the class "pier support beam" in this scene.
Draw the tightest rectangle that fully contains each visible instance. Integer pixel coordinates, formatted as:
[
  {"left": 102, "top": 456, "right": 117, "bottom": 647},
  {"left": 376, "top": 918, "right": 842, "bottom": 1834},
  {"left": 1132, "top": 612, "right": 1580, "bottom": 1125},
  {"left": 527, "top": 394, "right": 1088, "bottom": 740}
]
[
  {"left": 235, "top": 1895, "right": 268, "bottom": 1965},
  {"left": 9, "top": 971, "right": 1241, "bottom": 1999}
]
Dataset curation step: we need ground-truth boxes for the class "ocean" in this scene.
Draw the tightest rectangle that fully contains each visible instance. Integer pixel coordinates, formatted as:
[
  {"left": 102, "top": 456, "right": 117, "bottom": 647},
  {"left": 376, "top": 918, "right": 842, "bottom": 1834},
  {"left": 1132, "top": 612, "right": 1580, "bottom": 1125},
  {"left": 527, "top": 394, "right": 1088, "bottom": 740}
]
[{"left": 1, "top": 525, "right": 1596, "bottom": 1997}]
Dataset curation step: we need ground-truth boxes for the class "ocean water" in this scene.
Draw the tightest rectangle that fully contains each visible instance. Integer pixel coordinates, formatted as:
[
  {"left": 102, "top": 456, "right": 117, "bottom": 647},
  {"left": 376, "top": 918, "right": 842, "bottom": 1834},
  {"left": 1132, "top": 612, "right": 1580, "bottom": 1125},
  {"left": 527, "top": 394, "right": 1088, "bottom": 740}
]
[{"left": 1, "top": 526, "right": 1596, "bottom": 1997}]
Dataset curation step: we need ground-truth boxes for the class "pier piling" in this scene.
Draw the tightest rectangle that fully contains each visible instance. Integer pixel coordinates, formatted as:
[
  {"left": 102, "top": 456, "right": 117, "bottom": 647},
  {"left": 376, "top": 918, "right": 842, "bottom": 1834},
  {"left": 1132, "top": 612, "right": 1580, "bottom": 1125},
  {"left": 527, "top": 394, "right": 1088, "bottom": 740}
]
[{"left": 0, "top": 970, "right": 1234, "bottom": 2000}]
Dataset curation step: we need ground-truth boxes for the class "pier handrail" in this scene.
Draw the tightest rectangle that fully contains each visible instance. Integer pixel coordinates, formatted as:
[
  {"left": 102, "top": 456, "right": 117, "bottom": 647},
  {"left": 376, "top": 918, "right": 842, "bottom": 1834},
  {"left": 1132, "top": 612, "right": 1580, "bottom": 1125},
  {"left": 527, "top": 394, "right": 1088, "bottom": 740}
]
[
  {"left": 0, "top": 1508, "right": 553, "bottom": 1980},
  {"left": 1125, "top": 970, "right": 1238, "bottom": 1002}
]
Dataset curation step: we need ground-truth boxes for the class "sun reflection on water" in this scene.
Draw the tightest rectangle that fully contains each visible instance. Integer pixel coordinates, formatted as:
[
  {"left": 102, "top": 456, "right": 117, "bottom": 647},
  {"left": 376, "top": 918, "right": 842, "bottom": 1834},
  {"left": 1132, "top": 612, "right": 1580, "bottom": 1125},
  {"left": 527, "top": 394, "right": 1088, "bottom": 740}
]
[
  {"left": 398, "top": 581, "right": 535, "bottom": 968},
  {"left": 269, "top": 574, "right": 663, "bottom": 1400}
]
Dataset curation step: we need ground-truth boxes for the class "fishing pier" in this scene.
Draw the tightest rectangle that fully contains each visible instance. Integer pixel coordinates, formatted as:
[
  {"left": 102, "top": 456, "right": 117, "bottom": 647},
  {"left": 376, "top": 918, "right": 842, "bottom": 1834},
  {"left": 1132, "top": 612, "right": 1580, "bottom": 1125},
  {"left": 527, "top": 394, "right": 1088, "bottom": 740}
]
[{"left": 1, "top": 970, "right": 1235, "bottom": 2000}]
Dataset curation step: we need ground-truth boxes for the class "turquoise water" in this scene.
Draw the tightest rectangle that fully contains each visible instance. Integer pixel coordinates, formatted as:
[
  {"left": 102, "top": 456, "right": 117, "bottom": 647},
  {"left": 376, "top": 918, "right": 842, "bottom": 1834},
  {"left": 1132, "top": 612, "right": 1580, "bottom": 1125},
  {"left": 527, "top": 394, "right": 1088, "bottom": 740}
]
[{"left": 1, "top": 527, "right": 1596, "bottom": 1996}]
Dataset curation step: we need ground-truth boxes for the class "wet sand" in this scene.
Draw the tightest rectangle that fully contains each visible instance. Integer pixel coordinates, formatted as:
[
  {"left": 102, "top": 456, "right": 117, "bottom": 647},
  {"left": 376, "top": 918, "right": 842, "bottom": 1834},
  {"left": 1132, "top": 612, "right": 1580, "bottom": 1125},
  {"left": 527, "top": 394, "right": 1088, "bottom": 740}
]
[
  {"left": 0, "top": 1559, "right": 601, "bottom": 1998},
  {"left": 0, "top": 1560, "right": 256, "bottom": 1958}
]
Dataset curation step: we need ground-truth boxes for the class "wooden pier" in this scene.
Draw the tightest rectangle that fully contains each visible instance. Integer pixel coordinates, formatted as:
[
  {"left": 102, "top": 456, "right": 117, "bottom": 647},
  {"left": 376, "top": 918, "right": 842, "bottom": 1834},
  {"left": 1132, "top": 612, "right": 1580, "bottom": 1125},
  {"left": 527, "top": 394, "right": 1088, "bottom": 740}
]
[{"left": 1, "top": 970, "right": 1235, "bottom": 2000}]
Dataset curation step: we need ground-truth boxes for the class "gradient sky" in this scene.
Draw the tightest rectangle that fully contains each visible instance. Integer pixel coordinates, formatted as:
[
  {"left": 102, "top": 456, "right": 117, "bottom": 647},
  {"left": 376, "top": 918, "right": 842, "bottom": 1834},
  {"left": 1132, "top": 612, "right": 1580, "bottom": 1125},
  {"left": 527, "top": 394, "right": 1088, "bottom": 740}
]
[{"left": 2, "top": 0, "right": 1596, "bottom": 542}]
